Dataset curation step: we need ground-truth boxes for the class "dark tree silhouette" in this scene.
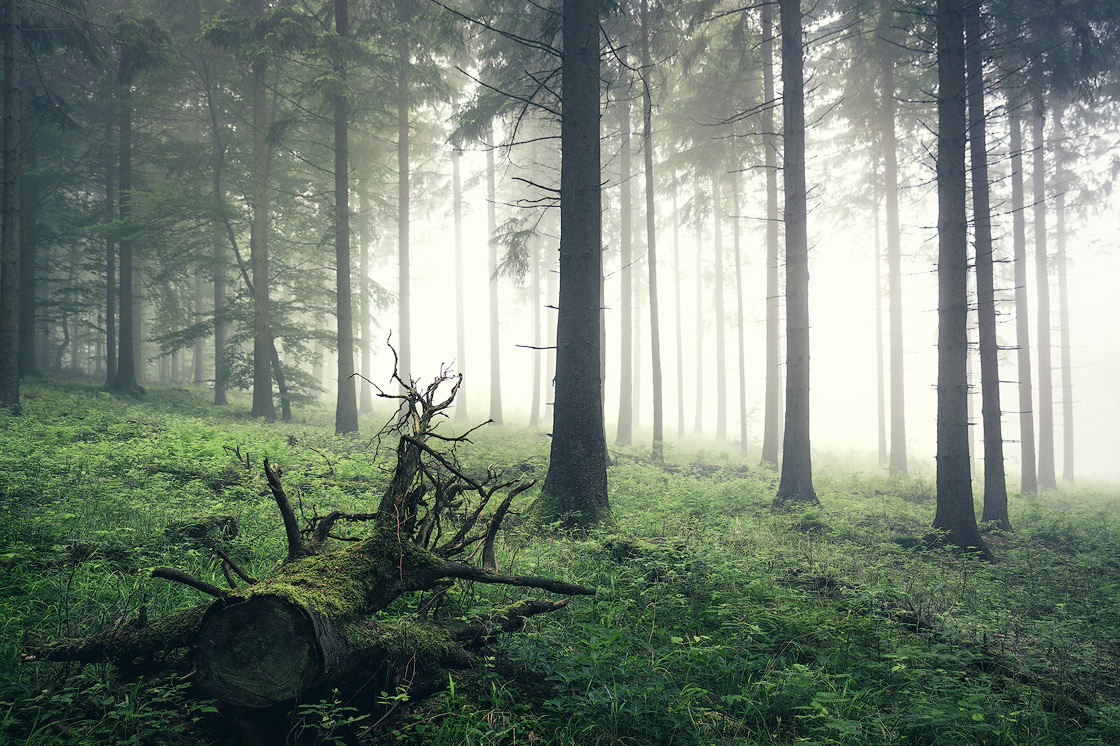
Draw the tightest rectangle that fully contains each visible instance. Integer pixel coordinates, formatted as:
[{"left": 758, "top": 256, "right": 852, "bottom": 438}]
[
  {"left": 539, "top": 0, "right": 610, "bottom": 529},
  {"left": 775, "top": 0, "right": 818, "bottom": 507},
  {"left": 932, "top": 0, "right": 991, "bottom": 558},
  {"left": 0, "top": 0, "right": 21, "bottom": 413}
]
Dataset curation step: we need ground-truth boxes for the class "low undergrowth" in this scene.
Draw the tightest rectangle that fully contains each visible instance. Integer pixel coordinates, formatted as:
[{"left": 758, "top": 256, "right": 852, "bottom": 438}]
[{"left": 1, "top": 380, "right": 1118, "bottom": 745}]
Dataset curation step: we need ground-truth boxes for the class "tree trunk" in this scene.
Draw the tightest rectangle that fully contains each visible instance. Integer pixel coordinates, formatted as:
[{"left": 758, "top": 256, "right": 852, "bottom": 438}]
[
  {"left": 104, "top": 118, "right": 117, "bottom": 387},
  {"left": 616, "top": 93, "right": 633, "bottom": 445},
  {"left": 530, "top": 239, "right": 542, "bottom": 428},
  {"left": 1, "top": 0, "right": 21, "bottom": 413},
  {"left": 249, "top": 1, "right": 274, "bottom": 419},
  {"left": 1008, "top": 99, "right": 1035, "bottom": 494},
  {"left": 712, "top": 170, "right": 727, "bottom": 441},
  {"left": 693, "top": 174, "right": 704, "bottom": 435},
  {"left": 113, "top": 69, "right": 140, "bottom": 395},
  {"left": 880, "top": 30, "right": 908, "bottom": 475},
  {"left": 486, "top": 124, "right": 503, "bottom": 424},
  {"left": 732, "top": 170, "right": 747, "bottom": 453},
  {"left": 932, "top": 0, "right": 989, "bottom": 557},
  {"left": 966, "top": 3, "right": 1009, "bottom": 530},
  {"left": 334, "top": 0, "right": 358, "bottom": 435},
  {"left": 358, "top": 185, "right": 372, "bottom": 414},
  {"left": 540, "top": 0, "right": 610, "bottom": 529},
  {"left": 453, "top": 149, "right": 467, "bottom": 419},
  {"left": 1031, "top": 98, "right": 1056, "bottom": 490},
  {"left": 1053, "top": 102, "right": 1073, "bottom": 484},
  {"left": 212, "top": 218, "right": 227, "bottom": 405},
  {"left": 875, "top": 193, "right": 887, "bottom": 465},
  {"left": 775, "top": 0, "right": 817, "bottom": 506},
  {"left": 671, "top": 179, "right": 685, "bottom": 441},
  {"left": 397, "top": 16, "right": 411, "bottom": 385},
  {"left": 761, "top": 0, "right": 781, "bottom": 468},
  {"left": 640, "top": 0, "right": 663, "bottom": 461}
]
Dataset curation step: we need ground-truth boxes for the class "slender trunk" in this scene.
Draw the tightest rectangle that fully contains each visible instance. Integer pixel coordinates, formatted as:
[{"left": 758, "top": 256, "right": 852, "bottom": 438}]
[
  {"left": 932, "top": 0, "right": 989, "bottom": 557},
  {"left": 761, "top": 0, "right": 782, "bottom": 467},
  {"left": 397, "top": 21, "right": 411, "bottom": 384},
  {"left": 193, "top": 270, "right": 205, "bottom": 383},
  {"left": 18, "top": 182, "right": 34, "bottom": 377},
  {"left": 672, "top": 179, "right": 684, "bottom": 441},
  {"left": 104, "top": 119, "right": 117, "bottom": 387},
  {"left": 358, "top": 186, "right": 372, "bottom": 413},
  {"left": 1053, "top": 103, "right": 1073, "bottom": 484},
  {"left": 966, "top": 0, "right": 1009, "bottom": 529},
  {"left": 881, "top": 43, "right": 908, "bottom": 475},
  {"left": 132, "top": 267, "right": 143, "bottom": 383},
  {"left": 1009, "top": 100, "right": 1036, "bottom": 494},
  {"left": 875, "top": 193, "right": 887, "bottom": 465},
  {"left": 775, "top": 0, "right": 817, "bottom": 506},
  {"left": 616, "top": 94, "right": 633, "bottom": 445},
  {"left": 712, "top": 171, "right": 727, "bottom": 441},
  {"left": 641, "top": 0, "right": 662, "bottom": 461},
  {"left": 732, "top": 170, "right": 747, "bottom": 453},
  {"left": 530, "top": 240, "right": 542, "bottom": 428},
  {"left": 541, "top": 0, "right": 609, "bottom": 528},
  {"left": 453, "top": 149, "right": 467, "bottom": 419},
  {"left": 0, "top": 0, "right": 19, "bottom": 411},
  {"left": 212, "top": 218, "right": 227, "bottom": 404},
  {"left": 113, "top": 71, "right": 139, "bottom": 394},
  {"left": 334, "top": 0, "right": 358, "bottom": 435},
  {"left": 486, "top": 124, "right": 503, "bottom": 423},
  {"left": 693, "top": 175, "right": 704, "bottom": 434},
  {"left": 249, "top": 7, "right": 274, "bottom": 418},
  {"left": 1032, "top": 98, "right": 1056, "bottom": 490},
  {"left": 547, "top": 250, "right": 557, "bottom": 430}
]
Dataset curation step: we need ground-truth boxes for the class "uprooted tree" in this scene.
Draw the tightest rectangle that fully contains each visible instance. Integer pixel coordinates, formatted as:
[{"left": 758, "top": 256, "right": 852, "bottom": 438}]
[{"left": 22, "top": 361, "right": 594, "bottom": 738}]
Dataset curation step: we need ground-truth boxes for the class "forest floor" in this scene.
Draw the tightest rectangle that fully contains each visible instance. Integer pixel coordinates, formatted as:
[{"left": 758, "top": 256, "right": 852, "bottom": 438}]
[{"left": 2, "top": 378, "right": 1119, "bottom": 745}]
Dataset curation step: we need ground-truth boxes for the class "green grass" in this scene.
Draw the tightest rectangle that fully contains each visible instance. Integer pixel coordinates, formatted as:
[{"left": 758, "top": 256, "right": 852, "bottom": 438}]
[{"left": 1, "top": 379, "right": 1119, "bottom": 745}]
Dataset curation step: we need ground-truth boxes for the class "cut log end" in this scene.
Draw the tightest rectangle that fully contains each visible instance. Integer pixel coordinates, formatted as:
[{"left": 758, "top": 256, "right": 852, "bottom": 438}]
[{"left": 196, "top": 596, "right": 326, "bottom": 708}]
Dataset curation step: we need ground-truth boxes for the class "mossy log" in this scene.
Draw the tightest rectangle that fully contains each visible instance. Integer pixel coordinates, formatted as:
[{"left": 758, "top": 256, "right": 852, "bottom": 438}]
[{"left": 193, "top": 526, "right": 591, "bottom": 707}]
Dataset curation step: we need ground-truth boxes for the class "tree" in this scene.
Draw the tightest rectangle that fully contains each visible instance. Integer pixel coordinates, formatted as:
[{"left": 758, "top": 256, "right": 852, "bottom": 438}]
[
  {"left": 1031, "top": 97, "right": 1056, "bottom": 490},
  {"left": 453, "top": 148, "right": 468, "bottom": 419},
  {"left": 486, "top": 124, "right": 503, "bottom": 424},
  {"left": 966, "top": 0, "right": 1009, "bottom": 530},
  {"left": 539, "top": 0, "right": 610, "bottom": 529},
  {"left": 248, "top": 0, "right": 274, "bottom": 419},
  {"left": 640, "top": 0, "right": 663, "bottom": 461},
  {"left": 1007, "top": 97, "right": 1036, "bottom": 494},
  {"left": 615, "top": 88, "right": 634, "bottom": 446},
  {"left": 397, "top": 0, "right": 413, "bottom": 386},
  {"left": 775, "top": 0, "right": 818, "bottom": 507},
  {"left": 760, "top": 0, "right": 782, "bottom": 468},
  {"left": 334, "top": 0, "right": 358, "bottom": 435},
  {"left": 932, "top": 0, "right": 991, "bottom": 557},
  {"left": 0, "top": 0, "right": 21, "bottom": 413}
]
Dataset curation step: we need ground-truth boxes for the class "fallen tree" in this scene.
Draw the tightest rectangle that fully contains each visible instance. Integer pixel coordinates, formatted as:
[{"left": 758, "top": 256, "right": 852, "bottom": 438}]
[{"left": 23, "top": 360, "right": 594, "bottom": 742}]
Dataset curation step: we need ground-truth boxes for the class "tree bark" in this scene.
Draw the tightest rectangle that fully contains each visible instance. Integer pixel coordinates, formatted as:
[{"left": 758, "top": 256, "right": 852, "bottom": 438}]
[
  {"left": 486, "top": 124, "right": 503, "bottom": 424},
  {"left": 966, "top": 2, "right": 1009, "bottom": 530},
  {"left": 712, "top": 170, "right": 727, "bottom": 441},
  {"left": 104, "top": 118, "right": 117, "bottom": 387},
  {"left": 453, "top": 149, "right": 467, "bottom": 419},
  {"left": 397, "top": 11, "right": 411, "bottom": 385},
  {"left": 693, "top": 174, "right": 704, "bottom": 435},
  {"left": 249, "top": 0, "right": 274, "bottom": 419},
  {"left": 1, "top": 0, "right": 21, "bottom": 413},
  {"left": 540, "top": 0, "right": 610, "bottom": 529},
  {"left": 879, "top": 23, "right": 908, "bottom": 475},
  {"left": 932, "top": 0, "right": 990, "bottom": 557},
  {"left": 640, "top": 0, "right": 663, "bottom": 462},
  {"left": 113, "top": 62, "right": 140, "bottom": 395},
  {"left": 761, "top": 0, "right": 781, "bottom": 468},
  {"left": 1053, "top": 102, "right": 1073, "bottom": 484},
  {"left": 1008, "top": 99, "right": 1035, "bottom": 494},
  {"left": 775, "top": 0, "right": 817, "bottom": 506},
  {"left": 616, "top": 92, "right": 633, "bottom": 445},
  {"left": 334, "top": 0, "right": 358, "bottom": 435},
  {"left": 1031, "top": 98, "right": 1056, "bottom": 490},
  {"left": 874, "top": 188, "right": 887, "bottom": 465},
  {"left": 358, "top": 185, "right": 372, "bottom": 414},
  {"left": 671, "top": 179, "right": 685, "bottom": 441},
  {"left": 530, "top": 239, "right": 542, "bottom": 428}
]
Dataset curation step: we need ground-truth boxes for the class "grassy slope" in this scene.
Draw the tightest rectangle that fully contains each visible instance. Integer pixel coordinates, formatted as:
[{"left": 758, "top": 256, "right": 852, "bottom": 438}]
[{"left": 1, "top": 380, "right": 1119, "bottom": 745}]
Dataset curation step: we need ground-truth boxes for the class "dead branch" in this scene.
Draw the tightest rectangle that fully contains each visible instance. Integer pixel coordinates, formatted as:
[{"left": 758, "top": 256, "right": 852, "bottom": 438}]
[
  {"left": 263, "top": 458, "right": 307, "bottom": 562},
  {"left": 152, "top": 568, "right": 229, "bottom": 599}
]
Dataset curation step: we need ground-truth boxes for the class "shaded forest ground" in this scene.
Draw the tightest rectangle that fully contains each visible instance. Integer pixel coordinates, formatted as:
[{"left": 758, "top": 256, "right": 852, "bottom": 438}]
[{"left": 2, "top": 379, "right": 1119, "bottom": 745}]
